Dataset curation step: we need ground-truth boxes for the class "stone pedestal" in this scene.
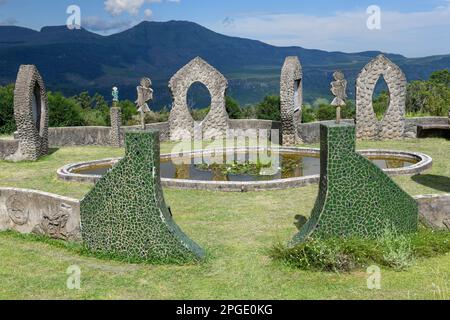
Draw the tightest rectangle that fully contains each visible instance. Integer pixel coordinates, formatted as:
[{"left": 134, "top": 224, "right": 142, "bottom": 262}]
[
  {"left": 292, "top": 123, "right": 418, "bottom": 244},
  {"left": 110, "top": 106, "right": 122, "bottom": 147}
]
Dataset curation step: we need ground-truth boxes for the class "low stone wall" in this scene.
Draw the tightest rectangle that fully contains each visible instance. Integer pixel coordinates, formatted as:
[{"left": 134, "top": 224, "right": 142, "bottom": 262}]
[
  {"left": 415, "top": 194, "right": 450, "bottom": 231},
  {"left": 10, "top": 117, "right": 448, "bottom": 149},
  {"left": 0, "top": 188, "right": 81, "bottom": 241},
  {"left": 229, "top": 119, "right": 281, "bottom": 142},
  {"left": 297, "top": 119, "right": 355, "bottom": 144},
  {"left": 47, "top": 126, "right": 111, "bottom": 147},
  {"left": 124, "top": 122, "right": 170, "bottom": 142},
  {"left": 404, "top": 117, "right": 448, "bottom": 138},
  {"left": 0, "top": 139, "right": 19, "bottom": 159}
]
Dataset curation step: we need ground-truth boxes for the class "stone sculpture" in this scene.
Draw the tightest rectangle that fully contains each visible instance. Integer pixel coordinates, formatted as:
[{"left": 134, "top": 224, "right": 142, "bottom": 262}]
[
  {"left": 80, "top": 131, "right": 205, "bottom": 263},
  {"left": 292, "top": 123, "right": 418, "bottom": 244},
  {"left": 356, "top": 55, "right": 407, "bottom": 140},
  {"left": 110, "top": 106, "right": 122, "bottom": 147},
  {"left": 112, "top": 86, "right": 119, "bottom": 102},
  {"left": 330, "top": 71, "right": 347, "bottom": 124},
  {"left": 280, "top": 56, "right": 303, "bottom": 146},
  {"left": 12, "top": 65, "right": 49, "bottom": 161},
  {"left": 168, "top": 57, "right": 229, "bottom": 141},
  {"left": 136, "top": 77, "right": 153, "bottom": 129}
]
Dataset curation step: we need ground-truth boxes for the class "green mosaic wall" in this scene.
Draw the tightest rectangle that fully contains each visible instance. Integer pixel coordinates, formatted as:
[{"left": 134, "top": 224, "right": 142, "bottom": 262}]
[
  {"left": 80, "top": 131, "right": 205, "bottom": 263},
  {"left": 292, "top": 123, "right": 418, "bottom": 244}
]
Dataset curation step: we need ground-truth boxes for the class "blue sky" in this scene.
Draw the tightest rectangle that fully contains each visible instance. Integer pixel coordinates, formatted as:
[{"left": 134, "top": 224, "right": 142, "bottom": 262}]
[{"left": 0, "top": 0, "right": 449, "bottom": 57}]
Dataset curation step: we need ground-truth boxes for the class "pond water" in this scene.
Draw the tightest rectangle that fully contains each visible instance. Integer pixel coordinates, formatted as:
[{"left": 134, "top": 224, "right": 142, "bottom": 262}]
[{"left": 73, "top": 151, "right": 417, "bottom": 182}]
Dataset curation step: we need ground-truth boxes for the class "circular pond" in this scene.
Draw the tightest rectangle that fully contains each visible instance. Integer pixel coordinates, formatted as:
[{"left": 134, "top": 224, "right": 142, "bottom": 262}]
[{"left": 57, "top": 147, "right": 432, "bottom": 192}]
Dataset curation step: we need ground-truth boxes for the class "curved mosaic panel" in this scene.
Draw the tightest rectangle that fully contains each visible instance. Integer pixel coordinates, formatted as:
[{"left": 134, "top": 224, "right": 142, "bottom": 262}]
[
  {"left": 80, "top": 131, "right": 205, "bottom": 263},
  {"left": 292, "top": 123, "right": 418, "bottom": 244}
]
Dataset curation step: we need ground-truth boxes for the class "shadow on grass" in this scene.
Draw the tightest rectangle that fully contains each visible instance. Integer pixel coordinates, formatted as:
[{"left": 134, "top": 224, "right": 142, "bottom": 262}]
[{"left": 412, "top": 174, "right": 450, "bottom": 193}]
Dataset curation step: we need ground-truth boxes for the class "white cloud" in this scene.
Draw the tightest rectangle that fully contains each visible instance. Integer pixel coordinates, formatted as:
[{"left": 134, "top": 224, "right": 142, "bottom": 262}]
[
  {"left": 144, "top": 9, "right": 153, "bottom": 18},
  {"left": 209, "top": 4, "right": 450, "bottom": 57},
  {"left": 82, "top": 16, "right": 133, "bottom": 33},
  {"left": 105, "top": 0, "right": 146, "bottom": 16},
  {"left": 104, "top": 0, "right": 179, "bottom": 16},
  {"left": 0, "top": 17, "right": 17, "bottom": 26}
]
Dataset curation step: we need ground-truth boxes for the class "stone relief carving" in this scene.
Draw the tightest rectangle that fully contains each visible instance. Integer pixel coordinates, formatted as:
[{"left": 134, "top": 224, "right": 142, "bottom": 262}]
[
  {"left": 280, "top": 56, "right": 303, "bottom": 146},
  {"left": 168, "top": 57, "right": 229, "bottom": 141},
  {"left": 356, "top": 55, "right": 407, "bottom": 140},
  {"left": 32, "top": 203, "right": 73, "bottom": 240},
  {"left": 6, "top": 195, "right": 29, "bottom": 225}
]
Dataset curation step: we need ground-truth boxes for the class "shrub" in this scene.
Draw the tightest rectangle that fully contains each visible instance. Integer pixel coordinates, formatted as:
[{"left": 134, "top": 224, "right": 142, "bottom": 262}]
[
  {"left": 269, "top": 227, "right": 450, "bottom": 272},
  {"left": 256, "top": 96, "right": 280, "bottom": 121},
  {"left": 226, "top": 96, "right": 243, "bottom": 119},
  {"left": 48, "top": 92, "right": 85, "bottom": 127},
  {"left": 378, "top": 227, "right": 415, "bottom": 270},
  {"left": 0, "top": 84, "right": 15, "bottom": 134}
]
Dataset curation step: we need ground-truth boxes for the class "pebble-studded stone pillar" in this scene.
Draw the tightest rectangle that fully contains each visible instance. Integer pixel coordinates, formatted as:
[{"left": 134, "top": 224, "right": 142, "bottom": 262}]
[
  {"left": 12, "top": 65, "right": 49, "bottom": 161},
  {"left": 280, "top": 57, "right": 303, "bottom": 146},
  {"left": 110, "top": 105, "right": 122, "bottom": 147}
]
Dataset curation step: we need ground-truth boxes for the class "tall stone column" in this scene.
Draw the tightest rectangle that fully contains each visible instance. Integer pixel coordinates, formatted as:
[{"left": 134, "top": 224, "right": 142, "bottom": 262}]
[{"left": 110, "top": 103, "right": 122, "bottom": 147}]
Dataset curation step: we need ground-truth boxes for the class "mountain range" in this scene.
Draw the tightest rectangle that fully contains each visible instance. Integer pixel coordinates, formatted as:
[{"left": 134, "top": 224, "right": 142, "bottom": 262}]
[{"left": 0, "top": 20, "right": 449, "bottom": 109}]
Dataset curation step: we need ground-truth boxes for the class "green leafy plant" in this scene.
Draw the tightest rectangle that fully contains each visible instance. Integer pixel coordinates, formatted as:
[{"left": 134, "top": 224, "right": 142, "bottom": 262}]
[{"left": 270, "top": 227, "right": 450, "bottom": 272}]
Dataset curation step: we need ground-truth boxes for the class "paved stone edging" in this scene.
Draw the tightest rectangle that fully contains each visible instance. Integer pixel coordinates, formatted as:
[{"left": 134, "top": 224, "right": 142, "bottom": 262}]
[{"left": 57, "top": 147, "right": 433, "bottom": 192}]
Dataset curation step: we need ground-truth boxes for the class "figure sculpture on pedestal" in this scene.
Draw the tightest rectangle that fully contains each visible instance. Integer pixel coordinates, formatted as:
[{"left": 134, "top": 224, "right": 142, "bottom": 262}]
[
  {"left": 330, "top": 71, "right": 347, "bottom": 124},
  {"left": 136, "top": 77, "right": 153, "bottom": 130}
]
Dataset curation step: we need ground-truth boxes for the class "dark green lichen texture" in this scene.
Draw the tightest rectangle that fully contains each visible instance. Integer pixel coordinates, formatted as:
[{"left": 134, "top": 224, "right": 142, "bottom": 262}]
[
  {"left": 292, "top": 123, "right": 418, "bottom": 244},
  {"left": 80, "top": 131, "right": 205, "bottom": 263}
]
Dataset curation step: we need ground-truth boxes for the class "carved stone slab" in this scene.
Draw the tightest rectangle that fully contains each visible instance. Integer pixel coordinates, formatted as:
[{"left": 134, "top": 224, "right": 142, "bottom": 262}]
[{"left": 0, "top": 188, "right": 81, "bottom": 241}]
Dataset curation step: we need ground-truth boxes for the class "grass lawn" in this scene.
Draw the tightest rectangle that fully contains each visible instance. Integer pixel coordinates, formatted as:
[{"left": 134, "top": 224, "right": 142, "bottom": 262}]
[{"left": 0, "top": 138, "right": 449, "bottom": 300}]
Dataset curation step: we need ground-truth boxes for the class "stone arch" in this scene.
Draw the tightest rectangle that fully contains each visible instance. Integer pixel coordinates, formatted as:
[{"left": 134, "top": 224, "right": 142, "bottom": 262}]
[
  {"left": 280, "top": 56, "right": 303, "bottom": 146},
  {"left": 14, "top": 65, "right": 49, "bottom": 160},
  {"left": 356, "top": 55, "right": 407, "bottom": 140},
  {"left": 168, "top": 57, "right": 229, "bottom": 141}
]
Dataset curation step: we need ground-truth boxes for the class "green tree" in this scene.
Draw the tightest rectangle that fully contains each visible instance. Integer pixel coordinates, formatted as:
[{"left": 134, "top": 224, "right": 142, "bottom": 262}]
[
  {"left": 373, "top": 91, "right": 390, "bottom": 120},
  {"left": 301, "top": 104, "right": 316, "bottom": 123},
  {"left": 316, "top": 101, "right": 355, "bottom": 121},
  {"left": 406, "top": 70, "right": 450, "bottom": 117},
  {"left": 48, "top": 92, "right": 85, "bottom": 127},
  {"left": 429, "top": 69, "right": 450, "bottom": 87},
  {"left": 225, "top": 96, "right": 242, "bottom": 119},
  {"left": 0, "top": 84, "right": 15, "bottom": 134},
  {"left": 74, "top": 91, "right": 92, "bottom": 109},
  {"left": 119, "top": 100, "right": 138, "bottom": 125},
  {"left": 256, "top": 95, "right": 281, "bottom": 121}
]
